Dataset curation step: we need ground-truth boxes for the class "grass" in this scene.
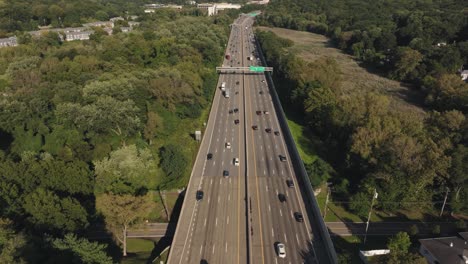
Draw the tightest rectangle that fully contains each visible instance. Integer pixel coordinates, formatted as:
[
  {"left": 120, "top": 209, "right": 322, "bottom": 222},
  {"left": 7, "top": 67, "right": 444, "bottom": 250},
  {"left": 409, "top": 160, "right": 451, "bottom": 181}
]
[
  {"left": 286, "top": 118, "right": 317, "bottom": 164},
  {"left": 121, "top": 238, "right": 157, "bottom": 264},
  {"left": 256, "top": 26, "right": 425, "bottom": 117},
  {"left": 332, "top": 235, "right": 389, "bottom": 264}
]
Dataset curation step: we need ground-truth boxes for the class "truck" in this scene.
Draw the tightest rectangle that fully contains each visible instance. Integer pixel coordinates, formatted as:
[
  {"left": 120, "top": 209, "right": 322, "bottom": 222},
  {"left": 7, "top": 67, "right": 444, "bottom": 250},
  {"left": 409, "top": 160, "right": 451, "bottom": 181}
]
[
  {"left": 221, "top": 82, "right": 226, "bottom": 92},
  {"left": 224, "top": 88, "right": 230, "bottom": 98}
]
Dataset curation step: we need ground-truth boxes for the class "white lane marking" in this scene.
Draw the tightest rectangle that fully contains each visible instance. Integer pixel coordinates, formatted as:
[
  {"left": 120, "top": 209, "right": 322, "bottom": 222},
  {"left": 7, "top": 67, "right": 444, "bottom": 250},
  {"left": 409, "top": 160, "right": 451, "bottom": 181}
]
[
  {"left": 225, "top": 242, "right": 228, "bottom": 253},
  {"left": 210, "top": 179, "right": 213, "bottom": 185},
  {"left": 268, "top": 145, "right": 270, "bottom": 149},
  {"left": 265, "top": 185, "right": 268, "bottom": 192},
  {"left": 280, "top": 209, "right": 282, "bottom": 217},
  {"left": 200, "top": 245, "right": 203, "bottom": 255},
  {"left": 275, "top": 258, "right": 278, "bottom": 264},
  {"left": 271, "top": 228, "right": 274, "bottom": 237},
  {"left": 213, "top": 161, "right": 216, "bottom": 166},
  {"left": 273, "top": 169, "right": 275, "bottom": 175},
  {"left": 296, "top": 233, "right": 300, "bottom": 245},
  {"left": 276, "top": 189, "right": 279, "bottom": 195},
  {"left": 268, "top": 204, "right": 271, "bottom": 212},
  {"left": 281, "top": 170, "right": 284, "bottom": 175},
  {"left": 227, "top": 216, "right": 229, "bottom": 225},
  {"left": 260, "top": 145, "right": 263, "bottom": 150},
  {"left": 204, "top": 218, "right": 207, "bottom": 227},
  {"left": 284, "top": 233, "right": 288, "bottom": 243},
  {"left": 229, "top": 178, "right": 231, "bottom": 184},
  {"left": 212, "top": 245, "right": 215, "bottom": 255},
  {"left": 228, "top": 194, "right": 231, "bottom": 201},
  {"left": 218, "top": 196, "right": 220, "bottom": 204},
  {"left": 217, "top": 138, "right": 219, "bottom": 142},
  {"left": 208, "top": 197, "right": 210, "bottom": 204},
  {"left": 216, "top": 217, "right": 218, "bottom": 227},
  {"left": 222, "top": 161, "right": 224, "bottom": 166},
  {"left": 264, "top": 170, "right": 266, "bottom": 175}
]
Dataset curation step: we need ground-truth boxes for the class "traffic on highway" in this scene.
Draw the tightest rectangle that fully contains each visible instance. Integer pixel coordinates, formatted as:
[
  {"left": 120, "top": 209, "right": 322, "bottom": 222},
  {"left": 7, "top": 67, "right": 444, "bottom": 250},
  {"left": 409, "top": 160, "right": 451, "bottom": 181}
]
[{"left": 168, "top": 14, "right": 321, "bottom": 264}]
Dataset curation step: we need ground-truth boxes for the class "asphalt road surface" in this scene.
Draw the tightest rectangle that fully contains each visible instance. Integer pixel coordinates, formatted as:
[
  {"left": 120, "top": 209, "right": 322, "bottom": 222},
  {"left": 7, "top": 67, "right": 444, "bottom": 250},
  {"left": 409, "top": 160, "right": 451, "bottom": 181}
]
[{"left": 168, "top": 14, "right": 318, "bottom": 264}]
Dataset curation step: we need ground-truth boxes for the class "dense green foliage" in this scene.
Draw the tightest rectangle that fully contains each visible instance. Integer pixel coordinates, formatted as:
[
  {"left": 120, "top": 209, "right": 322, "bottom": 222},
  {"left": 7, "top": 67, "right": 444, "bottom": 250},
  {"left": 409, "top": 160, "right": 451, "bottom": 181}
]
[
  {"left": 258, "top": 0, "right": 468, "bottom": 111},
  {"left": 0, "top": 6, "right": 230, "bottom": 261},
  {"left": 257, "top": 26, "right": 468, "bottom": 218}
]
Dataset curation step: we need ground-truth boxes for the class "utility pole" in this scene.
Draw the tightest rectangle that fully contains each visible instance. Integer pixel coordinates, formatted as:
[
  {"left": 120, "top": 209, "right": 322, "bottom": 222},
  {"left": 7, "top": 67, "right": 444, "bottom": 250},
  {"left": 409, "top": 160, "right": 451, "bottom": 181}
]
[
  {"left": 323, "top": 187, "right": 331, "bottom": 219},
  {"left": 439, "top": 187, "right": 449, "bottom": 217},
  {"left": 364, "top": 189, "right": 378, "bottom": 245}
]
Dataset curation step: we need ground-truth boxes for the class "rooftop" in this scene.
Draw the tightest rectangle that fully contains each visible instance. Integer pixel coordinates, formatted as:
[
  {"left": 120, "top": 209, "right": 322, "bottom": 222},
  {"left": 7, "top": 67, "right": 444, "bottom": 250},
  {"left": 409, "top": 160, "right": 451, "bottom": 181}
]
[{"left": 419, "top": 233, "right": 468, "bottom": 264}]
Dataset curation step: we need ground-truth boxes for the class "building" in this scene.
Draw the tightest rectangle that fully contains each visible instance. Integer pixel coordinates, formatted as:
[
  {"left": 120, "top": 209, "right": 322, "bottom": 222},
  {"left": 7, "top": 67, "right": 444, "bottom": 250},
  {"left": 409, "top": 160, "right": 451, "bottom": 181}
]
[
  {"left": 419, "top": 232, "right": 468, "bottom": 264},
  {"left": 197, "top": 3, "right": 241, "bottom": 16},
  {"left": 65, "top": 30, "right": 94, "bottom": 41},
  {"left": 0, "top": 36, "right": 18, "bottom": 48},
  {"left": 83, "top": 21, "right": 114, "bottom": 29},
  {"left": 461, "top": 70, "right": 468, "bottom": 81},
  {"left": 110, "top": 16, "right": 125, "bottom": 22}
]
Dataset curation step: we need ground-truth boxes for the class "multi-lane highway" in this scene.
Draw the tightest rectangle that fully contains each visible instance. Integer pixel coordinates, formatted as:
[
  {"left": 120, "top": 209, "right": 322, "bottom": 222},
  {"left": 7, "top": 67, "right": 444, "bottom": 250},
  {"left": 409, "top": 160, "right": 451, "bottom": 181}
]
[{"left": 168, "top": 14, "right": 323, "bottom": 264}]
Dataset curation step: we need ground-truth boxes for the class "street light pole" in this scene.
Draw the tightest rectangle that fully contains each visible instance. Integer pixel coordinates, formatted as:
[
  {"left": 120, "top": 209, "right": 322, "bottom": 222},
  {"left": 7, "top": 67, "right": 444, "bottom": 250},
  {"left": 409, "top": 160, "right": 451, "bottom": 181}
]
[
  {"left": 439, "top": 187, "right": 449, "bottom": 217},
  {"left": 364, "top": 189, "right": 378, "bottom": 244}
]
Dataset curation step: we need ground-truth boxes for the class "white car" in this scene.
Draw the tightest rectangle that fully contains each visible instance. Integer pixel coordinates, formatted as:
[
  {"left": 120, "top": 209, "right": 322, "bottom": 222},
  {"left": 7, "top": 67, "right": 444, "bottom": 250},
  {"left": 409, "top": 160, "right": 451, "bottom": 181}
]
[
  {"left": 234, "top": 158, "right": 239, "bottom": 166},
  {"left": 226, "top": 142, "right": 231, "bottom": 149},
  {"left": 277, "top": 243, "right": 286, "bottom": 258}
]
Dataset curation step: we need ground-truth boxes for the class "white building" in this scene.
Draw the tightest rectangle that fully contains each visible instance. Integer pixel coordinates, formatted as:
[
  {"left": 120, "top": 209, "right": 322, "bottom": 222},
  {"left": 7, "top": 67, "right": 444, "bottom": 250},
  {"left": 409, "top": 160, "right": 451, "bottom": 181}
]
[
  {"left": 461, "top": 70, "right": 468, "bottom": 81},
  {"left": 0, "top": 37, "right": 18, "bottom": 48},
  {"left": 197, "top": 3, "right": 241, "bottom": 16},
  {"left": 66, "top": 31, "right": 94, "bottom": 41}
]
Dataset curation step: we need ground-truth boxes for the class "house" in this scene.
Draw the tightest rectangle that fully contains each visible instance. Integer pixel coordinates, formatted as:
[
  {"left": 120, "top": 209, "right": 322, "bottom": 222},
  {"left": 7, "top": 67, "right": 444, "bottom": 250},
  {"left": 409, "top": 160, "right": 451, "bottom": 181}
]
[
  {"left": 128, "top": 21, "right": 140, "bottom": 28},
  {"left": 197, "top": 3, "right": 241, "bottom": 16},
  {"left": 83, "top": 21, "right": 114, "bottom": 29},
  {"left": 0, "top": 36, "right": 18, "bottom": 47},
  {"left": 110, "top": 17, "right": 125, "bottom": 22},
  {"left": 419, "top": 232, "right": 468, "bottom": 264},
  {"left": 65, "top": 30, "right": 94, "bottom": 41},
  {"left": 461, "top": 70, "right": 468, "bottom": 81}
]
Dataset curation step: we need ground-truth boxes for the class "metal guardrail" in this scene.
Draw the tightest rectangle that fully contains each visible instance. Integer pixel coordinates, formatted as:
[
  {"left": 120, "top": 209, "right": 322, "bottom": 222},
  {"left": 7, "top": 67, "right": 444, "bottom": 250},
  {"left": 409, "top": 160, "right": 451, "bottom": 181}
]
[{"left": 255, "top": 33, "right": 338, "bottom": 264}]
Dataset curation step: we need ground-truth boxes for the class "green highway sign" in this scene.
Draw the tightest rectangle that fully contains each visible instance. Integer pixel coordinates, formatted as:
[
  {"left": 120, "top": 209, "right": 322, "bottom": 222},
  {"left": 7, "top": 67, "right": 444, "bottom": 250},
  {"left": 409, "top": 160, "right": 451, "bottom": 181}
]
[{"left": 249, "top": 66, "right": 265, "bottom": 72}]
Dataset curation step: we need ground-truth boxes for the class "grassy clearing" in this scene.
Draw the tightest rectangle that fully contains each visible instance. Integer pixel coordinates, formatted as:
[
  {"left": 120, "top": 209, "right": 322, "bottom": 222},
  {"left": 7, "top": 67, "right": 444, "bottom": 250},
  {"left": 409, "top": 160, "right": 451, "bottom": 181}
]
[
  {"left": 121, "top": 238, "right": 157, "bottom": 264},
  {"left": 286, "top": 118, "right": 317, "bottom": 164},
  {"left": 333, "top": 235, "right": 389, "bottom": 264},
  {"left": 257, "top": 26, "right": 425, "bottom": 116}
]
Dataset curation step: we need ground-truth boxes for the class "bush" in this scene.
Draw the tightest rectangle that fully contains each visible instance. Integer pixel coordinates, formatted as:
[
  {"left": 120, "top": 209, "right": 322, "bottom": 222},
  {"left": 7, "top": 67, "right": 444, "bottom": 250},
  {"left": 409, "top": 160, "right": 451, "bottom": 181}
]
[{"left": 305, "top": 158, "right": 332, "bottom": 187}]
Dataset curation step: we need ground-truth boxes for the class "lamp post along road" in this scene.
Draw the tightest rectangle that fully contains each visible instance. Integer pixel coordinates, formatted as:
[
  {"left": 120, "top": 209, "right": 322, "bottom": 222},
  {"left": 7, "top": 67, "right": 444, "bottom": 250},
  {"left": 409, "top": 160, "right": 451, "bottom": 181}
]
[{"left": 364, "top": 189, "right": 378, "bottom": 244}]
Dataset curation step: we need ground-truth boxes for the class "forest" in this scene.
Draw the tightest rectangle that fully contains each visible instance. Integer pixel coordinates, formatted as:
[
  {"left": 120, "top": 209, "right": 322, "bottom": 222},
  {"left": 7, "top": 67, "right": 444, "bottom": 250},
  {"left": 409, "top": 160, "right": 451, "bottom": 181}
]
[
  {"left": 256, "top": 0, "right": 468, "bottom": 219},
  {"left": 0, "top": 5, "right": 232, "bottom": 262}
]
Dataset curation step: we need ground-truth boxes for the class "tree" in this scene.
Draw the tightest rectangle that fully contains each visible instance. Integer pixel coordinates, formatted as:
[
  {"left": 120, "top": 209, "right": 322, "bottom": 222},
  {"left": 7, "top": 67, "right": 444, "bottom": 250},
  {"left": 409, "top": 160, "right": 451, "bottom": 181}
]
[
  {"left": 143, "top": 111, "right": 163, "bottom": 144},
  {"left": 23, "top": 188, "right": 88, "bottom": 234},
  {"left": 0, "top": 218, "right": 26, "bottom": 264},
  {"left": 349, "top": 192, "right": 371, "bottom": 219},
  {"left": 94, "top": 145, "right": 157, "bottom": 195},
  {"left": 96, "top": 193, "right": 152, "bottom": 256},
  {"left": 387, "top": 232, "right": 411, "bottom": 254},
  {"left": 159, "top": 144, "right": 188, "bottom": 186},
  {"left": 52, "top": 234, "right": 112, "bottom": 264},
  {"left": 390, "top": 47, "right": 423, "bottom": 80}
]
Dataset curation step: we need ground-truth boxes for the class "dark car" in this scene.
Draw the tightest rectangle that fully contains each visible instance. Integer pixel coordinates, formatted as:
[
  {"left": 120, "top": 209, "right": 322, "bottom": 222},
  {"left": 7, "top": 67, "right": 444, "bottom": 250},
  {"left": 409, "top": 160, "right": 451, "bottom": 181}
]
[
  {"left": 252, "top": 125, "right": 258, "bottom": 130},
  {"left": 234, "top": 119, "right": 239, "bottom": 124},
  {"left": 279, "top": 155, "right": 287, "bottom": 162},
  {"left": 236, "top": 81, "right": 240, "bottom": 85},
  {"left": 256, "top": 111, "right": 262, "bottom": 115},
  {"left": 196, "top": 190, "right": 204, "bottom": 201},
  {"left": 259, "top": 91, "right": 264, "bottom": 95},
  {"left": 278, "top": 193, "right": 286, "bottom": 203},
  {"left": 294, "top": 212, "right": 304, "bottom": 222},
  {"left": 233, "top": 108, "right": 239, "bottom": 113},
  {"left": 229, "top": 109, "right": 233, "bottom": 114},
  {"left": 274, "top": 131, "right": 280, "bottom": 136},
  {"left": 223, "top": 170, "right": 229, "bottom": 177},
  {"left": 235, "top": 91, "right": 239, "bottom": 95},
  {"left": 207, "top": 153, "right": 213, "bottom": 160},
  {"left": 265, "top": 128, "right": 272, "bottom": 133},
  {"left": 286, "top": 179, "right": 294, "bottom": 188}
]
